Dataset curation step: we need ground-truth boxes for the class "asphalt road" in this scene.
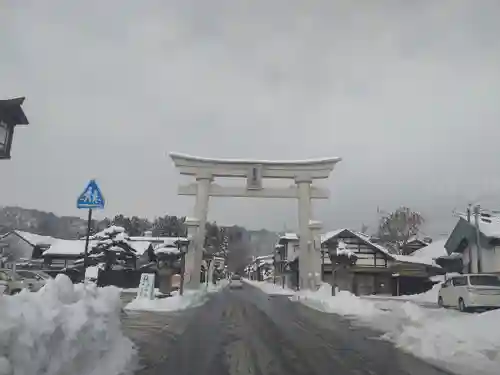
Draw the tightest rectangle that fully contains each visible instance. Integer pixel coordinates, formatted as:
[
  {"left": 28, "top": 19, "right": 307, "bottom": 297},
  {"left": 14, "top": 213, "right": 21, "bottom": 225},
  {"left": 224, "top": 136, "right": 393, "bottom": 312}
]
[{"left": 122, "top": 283, "right": 453, "bottom": 375}]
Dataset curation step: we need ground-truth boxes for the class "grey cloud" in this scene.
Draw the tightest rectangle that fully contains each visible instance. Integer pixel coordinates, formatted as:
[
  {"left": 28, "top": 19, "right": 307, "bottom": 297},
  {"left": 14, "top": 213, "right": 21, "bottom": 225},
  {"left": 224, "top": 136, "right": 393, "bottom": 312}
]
[{"left": 1, "top": 0, "right": 499, "bottom": 236}]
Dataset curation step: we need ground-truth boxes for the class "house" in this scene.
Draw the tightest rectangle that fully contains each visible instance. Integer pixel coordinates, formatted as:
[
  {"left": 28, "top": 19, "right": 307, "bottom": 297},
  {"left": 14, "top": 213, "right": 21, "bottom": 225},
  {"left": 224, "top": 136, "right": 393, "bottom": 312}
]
[
  {"left": 212, "top": 256, "right": 225, "bottom": 269},
  {"left": 445, "top": 213, "right": 500, "bottom": 274},
  {"left": 321, "top": 229, "right": 442, "bottom": 296},
  {"left": 274, "top": 233, "right": 299, "bottom": 289},
  {"left": 245, "top": 254, "right": 274, "bottom": 281},
  {"left": 130, "top": 235, "right": 187, "bottom": 267},
  {"left": 0, "top": 230, "right": 55, "bottom": 263}
]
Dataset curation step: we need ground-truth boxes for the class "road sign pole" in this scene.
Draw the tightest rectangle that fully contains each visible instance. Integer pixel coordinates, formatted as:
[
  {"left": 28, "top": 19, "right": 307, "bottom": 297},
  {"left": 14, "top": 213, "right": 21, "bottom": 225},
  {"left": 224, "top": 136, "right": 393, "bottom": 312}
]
[{"left": 83, "top": 208, "right": 93, "bottom": 270}]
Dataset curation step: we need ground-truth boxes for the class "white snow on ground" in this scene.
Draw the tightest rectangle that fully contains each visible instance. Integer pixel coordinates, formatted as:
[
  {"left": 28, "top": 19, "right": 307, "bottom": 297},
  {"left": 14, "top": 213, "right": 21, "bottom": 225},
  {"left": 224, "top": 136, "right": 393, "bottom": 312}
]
[
  {"left": 121, "top": 287, "right": 161, "bottom": 295},
  {"left": 402, "top": 282, "right": 441, "bottom": 303},
  {"left": 290, "top": 283, "right": 500, "bottom": 375},
  {"left": 0, "top": 274, "right": 136, "bottom": 375},
  {"left": 365, "top": 282, "right": 442, "bottom": 305},
  {"left": 125, "top": 280, "right": 228, "bottom": 312},
  {"left": 242, "top": 279, "right": 296, "bottom": 295}
]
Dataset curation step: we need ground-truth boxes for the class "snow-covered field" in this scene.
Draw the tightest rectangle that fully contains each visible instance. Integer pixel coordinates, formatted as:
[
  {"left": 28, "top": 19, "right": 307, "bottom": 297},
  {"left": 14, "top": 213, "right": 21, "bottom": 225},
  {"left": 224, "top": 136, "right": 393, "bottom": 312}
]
[
  {"left": 250, "top": 280, "right": 500, "bottom": 375},
  {"left": 125, "top": 280, "right": 228, "bottom": 312},
  {"left": 0, "top": 275, "right": 136, "bottom": 375}
]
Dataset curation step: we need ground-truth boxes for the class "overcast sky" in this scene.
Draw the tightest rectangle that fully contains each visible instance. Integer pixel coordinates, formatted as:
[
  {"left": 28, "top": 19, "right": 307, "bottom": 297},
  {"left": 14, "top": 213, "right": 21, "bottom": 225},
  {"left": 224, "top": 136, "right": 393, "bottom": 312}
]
[{"left": 1, "top": 0, "right": 500, "bottom": 236}]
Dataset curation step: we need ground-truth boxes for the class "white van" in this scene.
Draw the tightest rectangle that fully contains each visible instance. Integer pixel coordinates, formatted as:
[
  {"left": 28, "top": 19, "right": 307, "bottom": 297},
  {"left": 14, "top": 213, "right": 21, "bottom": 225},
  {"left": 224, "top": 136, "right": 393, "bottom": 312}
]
[{"left": 438, "top": 274, "right": 500, "bottom": 312}]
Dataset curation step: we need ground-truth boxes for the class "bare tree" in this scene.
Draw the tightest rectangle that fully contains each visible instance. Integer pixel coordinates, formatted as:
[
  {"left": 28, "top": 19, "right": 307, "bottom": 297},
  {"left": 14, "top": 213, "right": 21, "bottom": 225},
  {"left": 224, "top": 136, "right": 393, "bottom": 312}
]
[
  {"left": 377, "top": 207, "right": 424, "bottom": 254},
  {"left": 360, "top": 223, "right": 369, "bottom": 234}
]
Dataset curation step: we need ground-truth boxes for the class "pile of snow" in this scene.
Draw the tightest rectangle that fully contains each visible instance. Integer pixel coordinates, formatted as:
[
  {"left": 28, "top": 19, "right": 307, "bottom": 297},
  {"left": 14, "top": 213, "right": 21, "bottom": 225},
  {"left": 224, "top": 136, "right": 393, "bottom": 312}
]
[
  {"left": 292, "top": 284, "right": 500, "bottom": 375},
  {"left": 243, "top": 279, "right": 296, "bottom": 295},
  {"left": 403, "top": 282, "right": 441, "bottom": 303},
  {"left": 292, "top": 283, "right": 380, "bottom": 317},
  {"left": 336, "top": 240, "right": 356, "bottom": 258},
  {"left": 365, "top": 282, "right": 442, "bottom": 305},
  {"left": 0, "top": 275, "right": 136, "bottom": 375},
  {"left": 125, "top": 280, "right": 228, "bottom": 312}
]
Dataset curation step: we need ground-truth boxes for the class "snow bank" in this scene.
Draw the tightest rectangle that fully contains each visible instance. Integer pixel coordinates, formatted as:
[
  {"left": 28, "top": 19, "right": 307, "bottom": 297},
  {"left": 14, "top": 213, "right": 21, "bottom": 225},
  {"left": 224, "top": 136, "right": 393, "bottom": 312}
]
[
  {"left": 292, "top": 283, "right": 380, "bottom": 317},
  {"left": 0, "top": 275, "right": 136, "bottom": 375},
  {"left": 403, "top": 282, "right": 441, "bottom": 303},
  {"left": 292, "top": 284, "right": 500, "bottom": 375},
  {"left": 242, "top": 279, "right": 296, "bottom": 295},
  {"left": 125, "top": 280, "right": 228, "bottom": 312},
  {"left": 365, "top": 282, "right": 441, "bottom": 305}
]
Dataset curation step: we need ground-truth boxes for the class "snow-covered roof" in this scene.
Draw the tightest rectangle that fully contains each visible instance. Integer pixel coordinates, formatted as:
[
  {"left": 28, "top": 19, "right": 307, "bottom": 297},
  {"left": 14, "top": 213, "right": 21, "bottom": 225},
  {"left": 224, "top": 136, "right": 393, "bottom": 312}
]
[
  {"left": 320, "top": 228, "right": 441, "bottom": 268},
  {"left": 410, "top": 239, "right": 448, "bottom": 262},
  {"left": 392, "top": 254, "right": 437, "bottom": 267},
  {"left": 257, "top": 258, "right": 274, "bottom": 267},
  {"left": 255, "top": 254, "right": 274, "bottom": 261},
  {"left": 279, "top": 233, "right": 298, "bottom": 241},
  {"left": 42, "top": 239, "right": 91, "bottom": 256},
  {"left": 456, "top": 213, "right": 500, "bottom": 238},
  {"left": 4, "top": 230, "right": 57, "bottom": 247},
  {"left": 89, "top": 226, "right": 126, "bottom": 240},
  {"left": 321, "top": 229, "right": 394, "bottom": 257},
  {"left": 321, "top": 229, "right": 346, "bottom": 244},
  {"left": 129, "top": 236, "right": 188, "bottom": 247}
]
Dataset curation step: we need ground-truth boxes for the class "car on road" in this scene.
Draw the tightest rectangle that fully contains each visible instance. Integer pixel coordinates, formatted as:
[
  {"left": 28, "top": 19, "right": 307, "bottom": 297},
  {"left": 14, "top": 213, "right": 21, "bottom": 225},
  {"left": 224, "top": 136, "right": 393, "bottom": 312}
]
[
  {"left": 438, "top": 274, "right": 500, "bottom": 312},
  {"left": 0, "top": 269, "right": 34, "bottom": 295},
  {"left": 229, "top": 274, "right": 243, "bottom": 289}
]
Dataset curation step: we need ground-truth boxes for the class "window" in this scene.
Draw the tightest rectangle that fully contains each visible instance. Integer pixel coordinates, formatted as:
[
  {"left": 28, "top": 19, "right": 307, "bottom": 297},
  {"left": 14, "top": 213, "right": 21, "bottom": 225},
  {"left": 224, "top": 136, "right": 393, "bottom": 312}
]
[
  {"left": 452, "top": 277, "right": 467, "bottom": 286},
  {"left": 0, "top": 121, "right": 10, "bottom": 151},
  {"left": 469, "top": 275, "right": 500, "bottom": 287},
  {"left": 443, "top": 279, "right": 452, "bottom": 287}
]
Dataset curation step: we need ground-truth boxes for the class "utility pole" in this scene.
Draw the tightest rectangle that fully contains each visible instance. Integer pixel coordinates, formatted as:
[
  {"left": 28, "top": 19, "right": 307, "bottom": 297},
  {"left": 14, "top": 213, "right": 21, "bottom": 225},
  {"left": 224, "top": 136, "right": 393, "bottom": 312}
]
[{"left": 473, "top": 205, "right": 482, "bottom": 273}]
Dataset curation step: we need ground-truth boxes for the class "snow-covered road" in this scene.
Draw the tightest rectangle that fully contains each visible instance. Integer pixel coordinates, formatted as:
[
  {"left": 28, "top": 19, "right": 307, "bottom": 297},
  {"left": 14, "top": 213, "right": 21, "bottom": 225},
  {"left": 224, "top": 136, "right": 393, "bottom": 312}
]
[
  {"left": 123, "top": 281, "right": 450, "bottom": 375},
  {"left": 246, "top": 280, "right": 500, "bottom": 375}
]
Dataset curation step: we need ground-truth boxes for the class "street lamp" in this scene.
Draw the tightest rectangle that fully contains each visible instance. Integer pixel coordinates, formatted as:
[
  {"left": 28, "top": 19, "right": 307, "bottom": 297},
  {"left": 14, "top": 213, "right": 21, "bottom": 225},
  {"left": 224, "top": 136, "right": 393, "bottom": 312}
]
[
  {"left": 0, "top": 97, "right": 29, "bottom": 160},
  {"left": 177, "top": 238, "right": 189, "bottom": 296}
]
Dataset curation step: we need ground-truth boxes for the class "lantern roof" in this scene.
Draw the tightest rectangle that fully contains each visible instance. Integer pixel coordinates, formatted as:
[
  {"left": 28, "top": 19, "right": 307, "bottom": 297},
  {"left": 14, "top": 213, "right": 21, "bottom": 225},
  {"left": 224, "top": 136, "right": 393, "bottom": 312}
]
[{"left": 0, "top": 97, "right": 29, "bottom": 126}]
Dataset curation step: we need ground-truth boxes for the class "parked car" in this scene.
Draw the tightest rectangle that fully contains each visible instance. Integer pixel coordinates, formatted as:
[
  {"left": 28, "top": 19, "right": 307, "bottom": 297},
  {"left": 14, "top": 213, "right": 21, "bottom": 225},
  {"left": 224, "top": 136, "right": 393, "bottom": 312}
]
[
  {"left": 15, "top": 270, "right": 51, "bottom": 292},
  {"left": 229, "top": 274, "right": 243, "bottom": 289},
  {"left": 438, "top": 274, "right": 500, "bottom": 312},
  {"left": 0, "top": 269, "right": 39, "bottom": 295}
]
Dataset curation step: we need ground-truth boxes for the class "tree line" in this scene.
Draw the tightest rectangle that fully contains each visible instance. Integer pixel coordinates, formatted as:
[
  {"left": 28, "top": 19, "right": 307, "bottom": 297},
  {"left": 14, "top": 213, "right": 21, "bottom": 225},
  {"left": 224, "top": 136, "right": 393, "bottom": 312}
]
[{"left": 91, "top": 214, "right": 251, "bottom": 261}]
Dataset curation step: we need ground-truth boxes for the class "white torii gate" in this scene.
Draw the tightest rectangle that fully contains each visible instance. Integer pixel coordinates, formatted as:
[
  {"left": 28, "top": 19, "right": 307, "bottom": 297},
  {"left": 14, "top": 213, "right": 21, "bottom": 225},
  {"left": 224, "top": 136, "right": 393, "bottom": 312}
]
[{"left": 169, "top": 152, "right": 341, "bottom": 290}]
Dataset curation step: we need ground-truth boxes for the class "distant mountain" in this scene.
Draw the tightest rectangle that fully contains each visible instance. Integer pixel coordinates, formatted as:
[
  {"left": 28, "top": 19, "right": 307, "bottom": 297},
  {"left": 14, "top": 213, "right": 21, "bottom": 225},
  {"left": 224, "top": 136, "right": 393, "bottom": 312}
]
[{"left": 0, "top": 206, "right": 98, "bottom": 239}]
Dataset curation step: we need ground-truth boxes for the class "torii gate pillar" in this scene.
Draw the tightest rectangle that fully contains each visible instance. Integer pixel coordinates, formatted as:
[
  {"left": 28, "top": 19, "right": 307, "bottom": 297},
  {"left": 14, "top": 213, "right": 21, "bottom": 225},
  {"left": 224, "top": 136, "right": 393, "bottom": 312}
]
[{"left": 169, "top": 153, "right": 341, "bottom": 290}]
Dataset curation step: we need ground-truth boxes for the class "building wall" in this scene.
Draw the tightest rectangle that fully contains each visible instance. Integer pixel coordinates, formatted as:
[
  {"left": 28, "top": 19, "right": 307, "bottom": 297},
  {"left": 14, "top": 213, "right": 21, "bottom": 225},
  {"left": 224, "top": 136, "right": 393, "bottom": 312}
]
[
  {"left": 481, "top": 247, "right": 500, "bottom": 274},
  {"left": 463, "top": 244, "right": 500, "bottom": 274},
  {"left": 325, "top": 270, "right": 392, "bottom": 296}
]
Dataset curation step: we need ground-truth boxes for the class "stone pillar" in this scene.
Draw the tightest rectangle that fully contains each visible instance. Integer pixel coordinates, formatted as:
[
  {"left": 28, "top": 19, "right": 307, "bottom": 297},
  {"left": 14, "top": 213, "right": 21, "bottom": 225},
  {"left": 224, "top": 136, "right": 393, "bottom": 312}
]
[
  {"left": 296, "top": 175, "right": 312, "bottom": 290},
  {"left": 309, "top": 220, "right": 323, "bottom": 290},
  {"left": 189, "top": 172, "right": 212, "bottom": 289},
  {"left": 184, "top": 217, "right": 200, "bottom": 289}
]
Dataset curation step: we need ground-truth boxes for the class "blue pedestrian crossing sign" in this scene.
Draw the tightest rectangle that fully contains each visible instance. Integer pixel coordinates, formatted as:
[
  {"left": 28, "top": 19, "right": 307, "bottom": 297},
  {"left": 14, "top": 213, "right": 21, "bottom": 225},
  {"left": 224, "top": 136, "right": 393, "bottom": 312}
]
[{"left": 77, "top": 180, "right": 105, "bottom": 209}]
